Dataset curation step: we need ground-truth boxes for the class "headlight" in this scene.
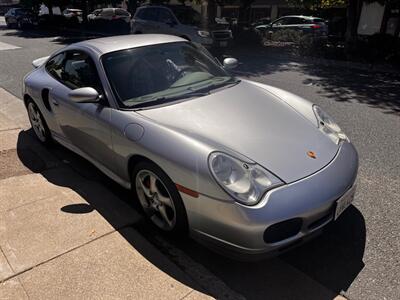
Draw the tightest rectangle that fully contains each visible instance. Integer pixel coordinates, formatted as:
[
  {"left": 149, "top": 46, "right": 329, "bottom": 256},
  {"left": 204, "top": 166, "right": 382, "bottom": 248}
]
[
  {"left": 313, "top": 105, "right": 348, "bottom": 144},
  {"left": 209, "top": 152, "right": 283, "bottom": 206},
  {"left": 198, "top": 30, "right": 210, "bottom": 38}
]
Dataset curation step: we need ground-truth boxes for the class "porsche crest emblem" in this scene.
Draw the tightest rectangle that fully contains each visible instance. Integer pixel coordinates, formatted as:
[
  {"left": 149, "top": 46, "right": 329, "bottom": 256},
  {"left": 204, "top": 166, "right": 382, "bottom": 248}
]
[{"left": 307, "top": 151, "right": 317, "bottom": 159}]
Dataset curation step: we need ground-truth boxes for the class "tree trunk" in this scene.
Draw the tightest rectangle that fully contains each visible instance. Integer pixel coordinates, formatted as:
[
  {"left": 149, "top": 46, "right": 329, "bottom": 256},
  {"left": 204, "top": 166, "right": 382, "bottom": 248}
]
[{"left": 345, "top": 0, "right": 361, "bottom": 43}]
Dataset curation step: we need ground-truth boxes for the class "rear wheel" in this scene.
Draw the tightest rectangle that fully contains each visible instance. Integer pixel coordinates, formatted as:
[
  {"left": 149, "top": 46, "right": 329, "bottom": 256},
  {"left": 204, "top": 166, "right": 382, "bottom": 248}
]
[
  {"left": 132, "top": 161, "right": 188, "bottom": 235},
  {"left": 26, "top": 99, "right": 52, "bottom": 145}
]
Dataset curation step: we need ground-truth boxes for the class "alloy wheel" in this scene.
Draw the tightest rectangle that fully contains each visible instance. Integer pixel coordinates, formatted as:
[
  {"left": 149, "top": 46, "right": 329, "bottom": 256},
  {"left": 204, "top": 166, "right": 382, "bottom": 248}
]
[
  {"left": 135, "top": 170, "right": 177, "bottom": 231},
  {"left": 27, "top": 102, "right": 46, "bottom": 142}
]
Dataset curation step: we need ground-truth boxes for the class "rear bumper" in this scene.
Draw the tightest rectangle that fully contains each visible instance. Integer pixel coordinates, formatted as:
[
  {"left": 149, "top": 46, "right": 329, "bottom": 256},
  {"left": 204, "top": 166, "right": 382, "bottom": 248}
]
[{"left": 182, "top": 141, "right": 358, "bottom": 259}]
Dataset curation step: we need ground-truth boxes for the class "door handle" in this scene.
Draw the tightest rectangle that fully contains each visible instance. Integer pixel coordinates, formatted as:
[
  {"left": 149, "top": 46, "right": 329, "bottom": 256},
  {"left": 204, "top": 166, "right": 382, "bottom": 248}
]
[{"left": 52, "top": 99, "right": 59, "bottom": 106}]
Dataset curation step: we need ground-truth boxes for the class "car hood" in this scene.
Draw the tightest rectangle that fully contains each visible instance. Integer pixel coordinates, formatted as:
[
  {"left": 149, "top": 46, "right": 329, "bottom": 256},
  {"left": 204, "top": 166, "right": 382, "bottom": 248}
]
[{"left": 138, "top": 81, "right": 339, "bottom": 183}]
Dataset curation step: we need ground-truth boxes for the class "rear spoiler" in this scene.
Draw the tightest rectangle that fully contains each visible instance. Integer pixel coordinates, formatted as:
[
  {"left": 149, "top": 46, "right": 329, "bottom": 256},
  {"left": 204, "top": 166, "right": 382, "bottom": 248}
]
[{"left": 32, "top": 56, "right": 50, "bottom": 68}]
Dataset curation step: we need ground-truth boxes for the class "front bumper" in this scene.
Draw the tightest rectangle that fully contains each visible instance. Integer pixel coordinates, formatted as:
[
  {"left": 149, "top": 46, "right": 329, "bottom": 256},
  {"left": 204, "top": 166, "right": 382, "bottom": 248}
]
[{"left": 181, "top": 141, "right": 358, "bottom": 259}]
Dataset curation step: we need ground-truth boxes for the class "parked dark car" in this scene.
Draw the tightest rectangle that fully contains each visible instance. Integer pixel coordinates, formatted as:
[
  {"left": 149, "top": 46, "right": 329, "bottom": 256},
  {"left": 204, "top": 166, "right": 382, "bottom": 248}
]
[
  {"left": 132, "top": 4, "right": 232, "bottom": 48},
  {"left": 255, "top": 15, "right": 328, "bottom": 37},
  {"left": 4, "top": 8, "right": 38, "bottom": 29}
]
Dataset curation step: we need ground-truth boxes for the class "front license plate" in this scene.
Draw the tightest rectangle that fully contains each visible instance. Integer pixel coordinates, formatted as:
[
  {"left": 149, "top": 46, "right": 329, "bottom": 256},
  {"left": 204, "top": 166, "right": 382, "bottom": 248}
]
[
  {"left": 219, "top": 41, "right": 228, "bottom": 47},
  {"left": 334, "top": 185, "right": 356, "bottom": 220}
]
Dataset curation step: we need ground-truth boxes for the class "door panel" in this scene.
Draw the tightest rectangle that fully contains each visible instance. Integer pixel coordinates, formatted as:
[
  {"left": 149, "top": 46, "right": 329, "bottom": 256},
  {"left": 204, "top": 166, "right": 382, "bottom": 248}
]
[{"left": 48, "top": 50, "right": 116, "bottom": 171}]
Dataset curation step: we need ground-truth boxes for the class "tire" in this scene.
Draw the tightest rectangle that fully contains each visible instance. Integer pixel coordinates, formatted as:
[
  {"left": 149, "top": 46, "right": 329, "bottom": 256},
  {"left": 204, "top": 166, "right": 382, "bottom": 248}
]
[
  {"left": 131, "top": 161, "right": 188, "bottom": 235},
  {"left": 5, "top": 18, "right": 13, "bottom": 28},
  {"left": 26, "top": 99, "right": 52, "bottom": 145}
]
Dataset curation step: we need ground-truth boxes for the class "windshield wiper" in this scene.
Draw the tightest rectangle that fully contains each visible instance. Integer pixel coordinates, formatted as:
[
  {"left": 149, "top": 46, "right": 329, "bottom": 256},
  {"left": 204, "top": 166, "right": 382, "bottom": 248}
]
[{"left": 131, "top": 91, "right": 210, "bottom": 109}]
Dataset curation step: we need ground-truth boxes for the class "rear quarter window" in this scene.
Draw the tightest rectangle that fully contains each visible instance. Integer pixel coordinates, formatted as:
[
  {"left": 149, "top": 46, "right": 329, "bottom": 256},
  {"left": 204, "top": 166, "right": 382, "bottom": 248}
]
[
  {"left": 45, "top": 53, "right": 65, "bottom": 80},
  {"left": 101, "top": 9, "right": 114, "bottom": 17}
]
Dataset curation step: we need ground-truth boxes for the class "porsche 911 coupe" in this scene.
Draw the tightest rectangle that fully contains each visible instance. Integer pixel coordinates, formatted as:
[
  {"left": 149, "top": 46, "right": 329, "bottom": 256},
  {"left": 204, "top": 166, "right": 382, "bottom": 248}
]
[{"left": 23, "top": 34, "right": 358, "bottom": 259}]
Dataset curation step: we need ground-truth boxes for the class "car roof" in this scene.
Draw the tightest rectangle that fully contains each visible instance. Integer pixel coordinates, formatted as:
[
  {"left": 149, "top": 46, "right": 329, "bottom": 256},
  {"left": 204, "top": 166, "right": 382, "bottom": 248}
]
[
  {"left": 73, "top": 34, "right": 186, "bottom": 55},
  {"left": 139, "top": 4, "right": 194, "bottom": 10},
  {"left": 279, "top": 15, "right": 323, "bottom": 20}
]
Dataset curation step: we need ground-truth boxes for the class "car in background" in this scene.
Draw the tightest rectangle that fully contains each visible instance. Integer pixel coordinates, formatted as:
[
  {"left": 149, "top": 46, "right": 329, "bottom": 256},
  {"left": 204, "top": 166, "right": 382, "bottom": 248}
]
[
  {"left": 131, "top": 4, "right": 232, "bottom": 48},
  {"left": 251, "top": 17, "right": 271, "bottom": 28},
  {"left": 63, "top": 8, "right": 83, "bottom": 23},
  {"left": 255, "top": 15, "right": 328, "bottom": 37},
  {"left": 4, "top": 8, "right": 38, "bottom": 29},
  {"left": 87, "top": 8, "right": 131, "bottom": 25}
]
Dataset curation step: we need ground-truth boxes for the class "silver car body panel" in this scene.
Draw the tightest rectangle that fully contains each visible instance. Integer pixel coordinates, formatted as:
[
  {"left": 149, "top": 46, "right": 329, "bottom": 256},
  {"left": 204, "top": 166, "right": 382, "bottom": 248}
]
[
  {"left": 138, "top": 80, "right": 339, "bottom": 183},
  {"left": 186, "top": 141, "right": 358, "bottom": 254},
  {"left": 23, "top": 35, "right": 358, "bottom": 256}
]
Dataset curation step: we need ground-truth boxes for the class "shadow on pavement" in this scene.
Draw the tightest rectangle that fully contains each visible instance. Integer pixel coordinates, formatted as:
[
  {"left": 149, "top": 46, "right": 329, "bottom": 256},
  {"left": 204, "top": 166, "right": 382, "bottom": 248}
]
[
  {"left": 154, "top": 205, "right": 366, "bottom": 299},
  {"left": 298, "top": 65, "right": 400, "bottom": 115},
  {"left": 2, "top": 28, "right": 103, "bottom": 44},
  {"left": 213, "top": 45, "right": 400, "bottom": 116},
  {"left": 16, "top": 128, "right": 366, "bottom": 299}
]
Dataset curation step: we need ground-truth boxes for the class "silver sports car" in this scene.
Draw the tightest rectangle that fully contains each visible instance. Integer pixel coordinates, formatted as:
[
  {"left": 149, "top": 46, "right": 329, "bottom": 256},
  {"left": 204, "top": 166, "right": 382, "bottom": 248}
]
[{"left": 23, "top": 34, "right": 358, "bottom": 259}]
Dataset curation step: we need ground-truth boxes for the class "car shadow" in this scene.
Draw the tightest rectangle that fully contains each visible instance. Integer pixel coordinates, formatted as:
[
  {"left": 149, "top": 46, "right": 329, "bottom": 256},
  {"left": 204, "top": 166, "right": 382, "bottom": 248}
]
[
  {"left": 2, "top": 28, "right": 103, "bottom": 44},
  {"left": 16, "top": 129, "right": 366, "bottom": 299}
]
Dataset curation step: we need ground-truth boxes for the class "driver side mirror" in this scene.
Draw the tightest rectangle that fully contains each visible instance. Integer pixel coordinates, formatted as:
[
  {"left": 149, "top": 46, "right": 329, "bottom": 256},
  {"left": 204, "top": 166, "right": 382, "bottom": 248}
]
[
  {"left": 69, "top": 87, "right": 100, "bottom": 103},
  {"left": 223, "top": 57, "right": 238, "bottom": 70}
]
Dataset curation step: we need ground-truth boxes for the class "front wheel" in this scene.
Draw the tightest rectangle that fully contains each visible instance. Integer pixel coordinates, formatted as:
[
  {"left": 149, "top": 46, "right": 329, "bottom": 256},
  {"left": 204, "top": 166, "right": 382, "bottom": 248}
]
[
  {"left": 132, "top": 161, "right": 188, "bottom": 235},
  {"left": 26, "top": 100, "right": 52, "bottom": 145}
]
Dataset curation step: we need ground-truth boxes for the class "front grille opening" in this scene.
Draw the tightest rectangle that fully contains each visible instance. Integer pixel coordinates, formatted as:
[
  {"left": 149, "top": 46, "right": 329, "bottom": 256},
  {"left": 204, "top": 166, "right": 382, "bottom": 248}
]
[
  {"left": 263, "top": 218, "right": 302, "bottom": 244},
  {"left": 307, "top": 211, "right": 332, "bottom": 231}
]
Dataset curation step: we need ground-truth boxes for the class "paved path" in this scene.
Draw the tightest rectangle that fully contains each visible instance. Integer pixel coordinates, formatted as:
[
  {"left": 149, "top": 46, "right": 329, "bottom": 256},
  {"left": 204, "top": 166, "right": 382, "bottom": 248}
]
[
  {"left": 0, "top": 88, "right": 218, "bottom": 299},
  {"left": 1, "top": 25, "right": 400, "bottom": 299}
]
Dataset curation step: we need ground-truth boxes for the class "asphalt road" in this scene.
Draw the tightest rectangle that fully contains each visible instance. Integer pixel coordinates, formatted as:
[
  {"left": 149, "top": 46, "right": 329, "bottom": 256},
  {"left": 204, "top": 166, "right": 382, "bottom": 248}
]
[{"left": 0, "top": 24, "right": 399, "bottom": 299}]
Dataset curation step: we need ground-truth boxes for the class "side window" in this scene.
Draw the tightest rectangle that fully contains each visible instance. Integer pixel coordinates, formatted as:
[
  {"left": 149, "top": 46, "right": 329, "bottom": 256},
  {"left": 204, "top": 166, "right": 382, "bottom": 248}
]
[
  {"left": 273, "top": 18, "right": 288, "bottom": 26},
  {"left": 135, "top": 9, "right": 144, "bottom": 19},
  {"left": 289, "top": 18, "right": 303, "bottom": 25},
  {"left": 141, "top": 8, "right": 158, "bottom": 21},
  {"left": 157, "top": 8, "right": 174, "bottom": 23},
  {"left": 116, "top": 9, "right": 129, "bottom": 16},
  {"left": 60, "top": 51, "right": 102, "bottom": 93},
  {"left": 45, "top": 53, "right": 65, "bottom": 81}
]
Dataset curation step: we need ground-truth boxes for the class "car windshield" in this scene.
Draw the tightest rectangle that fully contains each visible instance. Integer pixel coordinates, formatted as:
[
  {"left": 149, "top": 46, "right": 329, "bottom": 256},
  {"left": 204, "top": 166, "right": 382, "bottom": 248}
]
[
  {"left": 102, "top": 42, "right": 238, "bottom": 109},
  {"left": 172, "top": 8, "right": 201, "bottom": 26},
  {"left": 16, "top": 9, "right": 32, "bottom": 16}
]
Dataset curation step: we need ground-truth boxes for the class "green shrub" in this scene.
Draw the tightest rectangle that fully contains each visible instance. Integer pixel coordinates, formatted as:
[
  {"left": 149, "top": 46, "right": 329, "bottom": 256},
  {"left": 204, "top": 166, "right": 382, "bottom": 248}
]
[{"left": 270, "top": 29, "right": 302, "bottom": 43}]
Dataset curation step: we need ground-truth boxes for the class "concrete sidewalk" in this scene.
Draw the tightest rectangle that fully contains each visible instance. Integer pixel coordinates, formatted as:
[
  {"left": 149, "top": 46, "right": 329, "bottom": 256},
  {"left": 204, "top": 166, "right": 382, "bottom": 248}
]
[{"left": 0, "top": 89, "right": 215, "bottom": 299}]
